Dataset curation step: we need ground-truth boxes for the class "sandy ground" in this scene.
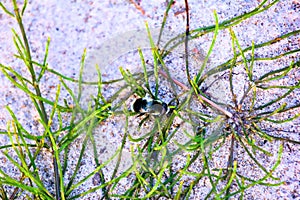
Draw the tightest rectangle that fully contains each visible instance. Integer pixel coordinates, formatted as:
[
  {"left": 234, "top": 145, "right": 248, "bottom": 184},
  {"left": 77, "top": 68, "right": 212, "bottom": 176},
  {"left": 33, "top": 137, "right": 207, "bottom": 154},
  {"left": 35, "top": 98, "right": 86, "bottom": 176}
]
[{"left": 0, "top": 0, "right": 299, "bottom": 199}]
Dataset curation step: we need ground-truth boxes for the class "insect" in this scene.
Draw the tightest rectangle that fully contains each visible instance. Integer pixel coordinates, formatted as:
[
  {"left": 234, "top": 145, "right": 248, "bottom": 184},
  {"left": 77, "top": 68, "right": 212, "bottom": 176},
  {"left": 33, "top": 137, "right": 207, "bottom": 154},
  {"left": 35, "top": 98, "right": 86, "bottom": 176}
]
[{"left": 131, "top": 95, "right": 171, "bottom": 117}]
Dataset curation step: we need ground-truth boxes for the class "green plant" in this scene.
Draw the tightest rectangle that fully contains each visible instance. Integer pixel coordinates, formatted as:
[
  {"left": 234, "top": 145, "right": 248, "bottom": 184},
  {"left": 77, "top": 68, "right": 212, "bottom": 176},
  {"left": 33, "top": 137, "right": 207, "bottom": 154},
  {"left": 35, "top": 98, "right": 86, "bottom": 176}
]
[{"left": 0, "top": 0, "right": 299, "bottom": 199}]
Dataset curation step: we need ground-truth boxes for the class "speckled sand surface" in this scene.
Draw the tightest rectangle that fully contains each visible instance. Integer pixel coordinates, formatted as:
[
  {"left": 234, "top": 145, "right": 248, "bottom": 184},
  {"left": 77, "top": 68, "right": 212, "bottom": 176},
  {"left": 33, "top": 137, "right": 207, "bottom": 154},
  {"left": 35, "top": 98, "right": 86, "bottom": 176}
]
[{"left": 0, "top": 0, "right": 300, "bottom": 199}]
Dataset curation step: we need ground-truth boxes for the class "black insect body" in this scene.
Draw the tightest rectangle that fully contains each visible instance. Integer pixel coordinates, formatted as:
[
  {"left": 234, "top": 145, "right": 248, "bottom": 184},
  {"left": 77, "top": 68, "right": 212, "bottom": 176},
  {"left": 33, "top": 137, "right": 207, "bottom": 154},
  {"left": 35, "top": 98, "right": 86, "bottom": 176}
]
[{"left": 131, "top": 96, "right": 170, "bottom": 116}]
